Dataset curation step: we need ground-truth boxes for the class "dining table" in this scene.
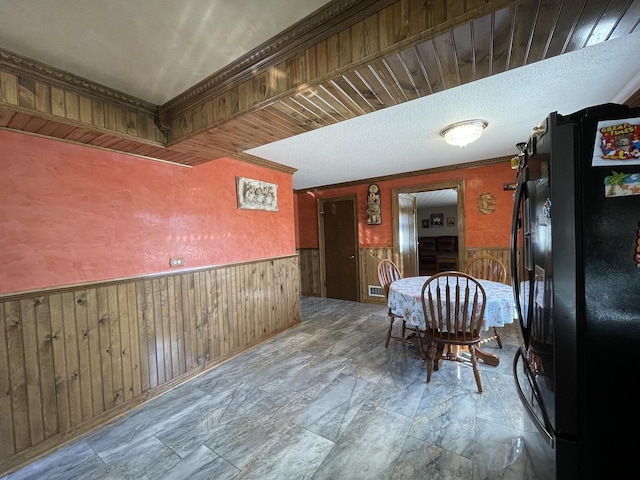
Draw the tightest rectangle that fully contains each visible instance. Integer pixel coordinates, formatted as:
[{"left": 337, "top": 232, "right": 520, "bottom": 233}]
[{"left": 387, "top": 275, "right": 515, "bottom": 366}]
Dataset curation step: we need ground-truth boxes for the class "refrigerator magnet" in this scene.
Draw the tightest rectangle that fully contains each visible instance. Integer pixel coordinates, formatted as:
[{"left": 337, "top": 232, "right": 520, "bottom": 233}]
[
  {"left": 592, "top": 117, "right": 640, "bottom": 166},
  {"left": 604, "top": 171, "right": 640, "bottom": 197}
]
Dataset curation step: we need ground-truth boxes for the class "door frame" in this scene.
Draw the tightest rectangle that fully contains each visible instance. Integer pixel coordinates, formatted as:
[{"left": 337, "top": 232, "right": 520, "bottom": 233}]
[
  {"left": 392, "top": 180, "right": 465, "bottom": 272},
  {"left": 317, "top": 194, "right": 360, "bottom": 300}
]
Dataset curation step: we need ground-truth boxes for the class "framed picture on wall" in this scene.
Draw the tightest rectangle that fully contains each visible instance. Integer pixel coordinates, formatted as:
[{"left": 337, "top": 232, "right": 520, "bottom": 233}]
[
  {"left": 430, "top": 213, "right": 444, "bottom": 227},
  {"left": 446, "top": 216, "right": 456, "bottom": 226},
  {"left": 421, "top": 219, "right": 429, "bottom": 228}
]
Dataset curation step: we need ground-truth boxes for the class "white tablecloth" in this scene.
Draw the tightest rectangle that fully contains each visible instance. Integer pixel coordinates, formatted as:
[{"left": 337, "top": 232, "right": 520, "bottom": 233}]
[{"left": 388, "top": 276, "right": 515, "bottom": 332}]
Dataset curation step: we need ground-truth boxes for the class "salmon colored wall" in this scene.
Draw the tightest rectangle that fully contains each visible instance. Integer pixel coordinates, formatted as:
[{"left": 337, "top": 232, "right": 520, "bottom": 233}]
[
  {"left": 0, "top": 130, "right": 295, "bottom": 294},
  {"left": 296, "top": 162, "right": 515, "bottom": 249}
]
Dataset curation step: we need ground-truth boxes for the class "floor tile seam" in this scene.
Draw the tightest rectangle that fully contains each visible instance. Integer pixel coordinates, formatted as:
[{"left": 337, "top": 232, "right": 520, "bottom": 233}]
[{"left": 404, "top": 432, "right": 476, "bottom": 463}]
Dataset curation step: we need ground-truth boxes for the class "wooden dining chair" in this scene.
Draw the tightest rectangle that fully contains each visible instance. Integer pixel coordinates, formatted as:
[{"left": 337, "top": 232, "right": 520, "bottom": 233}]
[
  {"left": 464, "top": 255, "right": 507, "bottom": 284},
  {"left": 418, "top": 272, "right": 487, "bottom": 393},
  {"left": 377, "top": 259, "right": 423, "bottom": 356},
  {"left": 464, "top": 255, "right": 507, "bottom": 348}
]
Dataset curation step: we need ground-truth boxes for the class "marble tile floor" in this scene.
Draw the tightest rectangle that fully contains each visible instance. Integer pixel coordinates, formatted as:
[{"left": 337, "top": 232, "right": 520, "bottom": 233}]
[{"left": 3, "top": 296, "right": 543, "bottom": 480}]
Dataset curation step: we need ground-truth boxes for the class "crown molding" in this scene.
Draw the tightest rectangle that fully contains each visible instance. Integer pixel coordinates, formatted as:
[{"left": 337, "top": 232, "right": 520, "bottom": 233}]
[
  {"left": 294, "top": 156, "right": 512, "bottom": 193},
  {"left": 233, "top": 152, "right": 297, "bottom": 175},
  {"left": 160, "top": 0, "right": 396, "bottom": 118},
  {"left": 0, "top": 48, "right": 157, "bottom": 115}
]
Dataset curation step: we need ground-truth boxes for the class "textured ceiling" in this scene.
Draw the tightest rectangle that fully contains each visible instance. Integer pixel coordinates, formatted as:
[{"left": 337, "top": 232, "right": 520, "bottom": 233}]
[
  {"left": 1, "top": 0, "right": 640, "bottom": 192},
  {"left": 0, "top": 0, "right": 330, "bottom": 105}
]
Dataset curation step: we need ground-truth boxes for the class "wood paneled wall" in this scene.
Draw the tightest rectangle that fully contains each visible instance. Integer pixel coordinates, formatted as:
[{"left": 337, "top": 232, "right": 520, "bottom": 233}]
[
  {"left": 359, "top": 247, "right": 397, "bottom": 304},
  {"left": 298, "top": 247, "right": 514, "bottom": 302},
  {"left": 0, "top": 255, "right": 300, "bottom": 476},
  {"left": 298, "top": 248, "right": 321, "bottom": 297}
]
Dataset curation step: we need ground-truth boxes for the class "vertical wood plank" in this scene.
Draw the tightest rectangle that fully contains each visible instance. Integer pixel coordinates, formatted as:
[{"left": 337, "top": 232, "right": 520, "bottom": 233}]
[
  {"left": 96, "top": 287, "right": 114, "bottom": 411},
  {"left": 0, "top": 303, "right": 16, "bottom": 457},
  {"left": 159, "top": 277, "right": 173, "bottom": 380},
  {"left": 166, "top": 276, "right": 180, "bottom": 378},
  {"left": 202, "top": 271, "right": 213, "bottom": 363},
  {"left": 20, "top": 298, "right": 44, "bottom": 445},
  {"left": 64, "top": 92, "right": 80, "bottom": 122},
  {"left": 127, "top": 111, "right": 137, "bottom": 136},
  {"left": 82, "top": 289, "right": 104, "bottom": 416},
  {"left": 136, "top": 281, "right": 153, "bottom": 392},
  {"left": 236, "top": 265, "right": 246, "bottom": 349},
  {"left": 34, "top": 297, "right": 57, "bottom": 439},
  {"left": 117, "top": 284, "right": 133, "bottom": 402},
  {"left": 247, "top": 264, "right": 257, "bottom": 345},
  {"left": 181, "top": 273, "right": 196, "bottom": 370},
  {"left": 217, "top": 268, "right": 230, "bottom": 357},
  {"left": 151, "top": 279, "right": 166, "bottom": 384},
  {"left": 193, "top": 272, "right": 205, "bottom": 365},
  {"left": 91, "top": 100, "right": 105, "bottom": 128},
  {"left": 18, "top": 77, "right": 36, "bottom": 110},
  {"left": 408, "top": 0, "right": 427, "bottom": 37},
  {"left": 126, "top": 282, "right": 142, "bottom": 397},
  {"left": 72, "top": 290, "right": 94, "bottom": 421},
  {"left": 35, "top": 82, "right": 52, "bottom": 114},
  {"left": 79, "top": 97, "right": 93, "bottom": 124},
  {"left": 50, "top": 87, "right": 65, "bottom": 118},
  {"left": 171, "top": 276, "right": 186, "bottom": 376},
  {"left": 61, "top": 290, "right": 82, "bottom": 426},
  {"left": 228, "top": 267, "right": 239, "bottom": 351},
  {"left": 107, "top": 284, "right": 124, "bottom": 406},
  {"left": 351, "top": 15, "right": 379, "bottom": 63},
  {"left": 4, "top": 301, "right": 28, "bottom": 452},
  {"left": 208, "top": 270, "right": 220, "bottom": 360},
  {"left": 47, "top": 294, "right": 68, "bottom": 438},
  {"left": 0, "top": 72, "right": 19, "bottom": 105}
]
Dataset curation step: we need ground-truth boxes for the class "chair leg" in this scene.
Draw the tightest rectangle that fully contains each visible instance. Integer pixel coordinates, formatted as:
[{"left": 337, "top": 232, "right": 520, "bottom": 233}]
[
  {"left": 493, "top": 327, "right": 503, "bottom": 348},
  {"left": 426, "top": 341, "right": 437, "bottom": 383},
  {"left": 384, "top": 315, "right": 395, "bottom": 348},
  {"left": 469, "top": 347, "right": 483, "bottom": 393},
  {"left": 416, "top": 330, "right": 426, "bottom": 360},
  {"left": 401, "top": 320, "right": 406, "bottom": 339}
]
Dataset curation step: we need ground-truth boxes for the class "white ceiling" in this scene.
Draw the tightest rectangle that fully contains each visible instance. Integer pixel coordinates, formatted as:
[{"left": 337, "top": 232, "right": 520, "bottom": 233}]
[{"left": 1, "top": 1, "right": 640, "bottom": 192}]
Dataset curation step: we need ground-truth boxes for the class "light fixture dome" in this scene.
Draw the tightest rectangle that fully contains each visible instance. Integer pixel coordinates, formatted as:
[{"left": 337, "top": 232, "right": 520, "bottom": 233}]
[{"left": 440, "top": 119, "right": 488, "bottom": 147}]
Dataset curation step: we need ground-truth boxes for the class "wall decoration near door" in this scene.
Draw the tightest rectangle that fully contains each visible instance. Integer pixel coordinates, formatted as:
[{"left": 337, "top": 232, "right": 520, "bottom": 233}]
[
  {"left": 422, "top": 219, "right": 430, "bottom": 228},
  {"left": 476, "top": 192, "right": 496, "bottom": 214},
  {"left": 236, "top": 177, "right": 278, "bottom": 211},
  {"left": 446, "top": 216, "right": 456, "bottom": 226},
  {"left": 430, "top": 213, "right": 444, "bottom": 227},
  {"left": 367, "top": 183, "right": 381, "bottom": 224}
]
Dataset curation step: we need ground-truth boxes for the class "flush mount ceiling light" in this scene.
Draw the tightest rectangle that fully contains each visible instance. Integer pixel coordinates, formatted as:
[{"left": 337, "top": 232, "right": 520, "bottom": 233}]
[{"left": 440, "top": 119, "right": 488, "bottom": 147}]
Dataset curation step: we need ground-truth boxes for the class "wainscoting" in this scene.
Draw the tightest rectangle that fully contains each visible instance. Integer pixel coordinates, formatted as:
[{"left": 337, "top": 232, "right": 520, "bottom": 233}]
[
  {"left": 298, "top": 247, "right": 513, "bottom": 302},
  {"left": 0, "top": 255, "right": 300, "bottom": 476}
]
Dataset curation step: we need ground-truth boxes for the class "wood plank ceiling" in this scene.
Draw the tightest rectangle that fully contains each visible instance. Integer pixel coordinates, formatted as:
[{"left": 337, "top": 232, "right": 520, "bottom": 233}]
[{"left": 1, "top": 0, "right": 639, "bottom": 173}]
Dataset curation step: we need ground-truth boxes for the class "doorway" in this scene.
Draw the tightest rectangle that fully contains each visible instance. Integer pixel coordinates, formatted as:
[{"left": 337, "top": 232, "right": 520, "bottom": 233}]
[
  {"left": 318, "top": 196, "right": 359, "bottom": 301},
  {"left": 392, "top": 180, "right": 465, "bottom": 276}
]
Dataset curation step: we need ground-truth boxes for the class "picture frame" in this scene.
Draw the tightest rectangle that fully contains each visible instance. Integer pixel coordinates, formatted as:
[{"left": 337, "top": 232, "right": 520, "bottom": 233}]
[
  {"left": 446, "top": 216, "right": 456, "bottom": 227},
  {"left": 430, "top": 213, "right": 444, "bottom": 227},
  {"left": 236, "top": 177, "right": 278, "bottom": 211},
  {"left": 421, "top": 219, "right": 430, "bottom": 228}
]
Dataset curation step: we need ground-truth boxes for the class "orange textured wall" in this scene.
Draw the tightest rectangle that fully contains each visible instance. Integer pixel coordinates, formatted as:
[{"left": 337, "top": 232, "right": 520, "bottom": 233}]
[
  {"left": 296, "top": 162, "right": 515, "bottom": 249},
  {"left": 0, "top": 130, "right": 295, "bottom": 294}
]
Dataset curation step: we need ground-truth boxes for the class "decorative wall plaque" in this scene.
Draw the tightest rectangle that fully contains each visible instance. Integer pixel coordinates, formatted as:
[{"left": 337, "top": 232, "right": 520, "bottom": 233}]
[
  {"left": 476, "top": 192, "right": 496, "bottom": 214},
  {"left": 366, "top": 183, "right": 381, "bottom": 224},
  {"left": 236, "top": 177, "right": 278, "bottom": 211}
]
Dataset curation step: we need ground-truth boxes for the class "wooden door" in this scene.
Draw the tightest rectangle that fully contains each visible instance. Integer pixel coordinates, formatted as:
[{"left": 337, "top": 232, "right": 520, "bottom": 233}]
[
  {"left": 398, "top": 193, "right": 418, "bottom": 277},
  {"left": 320, "top": 197, "right": 359, "bottom": 301}
]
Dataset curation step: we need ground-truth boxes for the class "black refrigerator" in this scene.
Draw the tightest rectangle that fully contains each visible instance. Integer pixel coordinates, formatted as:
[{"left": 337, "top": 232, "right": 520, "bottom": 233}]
[{"left": 510, "top": 103, "right": 640, "bottom": 479}]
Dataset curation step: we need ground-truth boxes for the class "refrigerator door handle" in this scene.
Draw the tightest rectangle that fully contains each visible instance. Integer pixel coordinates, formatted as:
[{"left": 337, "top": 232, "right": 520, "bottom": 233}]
[
  {"left": 510, "top": 172, "right": 529, "bottom": 345},
  {"left": 513, "top": 349, "right": 555, "bottom": 448}
]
